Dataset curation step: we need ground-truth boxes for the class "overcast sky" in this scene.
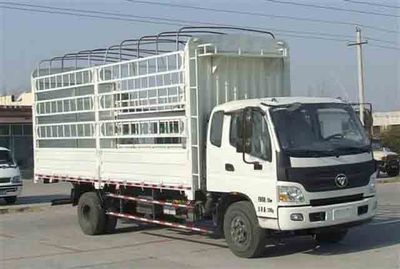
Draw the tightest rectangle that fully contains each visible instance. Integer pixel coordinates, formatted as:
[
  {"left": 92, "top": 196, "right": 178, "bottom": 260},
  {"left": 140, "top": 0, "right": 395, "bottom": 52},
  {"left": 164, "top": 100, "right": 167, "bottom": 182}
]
[{"left": 0, "top": 0, "right": 399, "bottom": 111}]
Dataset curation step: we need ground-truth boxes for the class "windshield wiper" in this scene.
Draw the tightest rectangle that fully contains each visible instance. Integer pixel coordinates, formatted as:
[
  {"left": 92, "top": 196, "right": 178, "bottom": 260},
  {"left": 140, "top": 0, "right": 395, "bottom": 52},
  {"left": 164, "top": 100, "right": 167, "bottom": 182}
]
[
  {"left": 0, "top": 161, "right": 15, "bottom": 168},
  {"left": 335, "top": 146, "right": 370, "bottom": 154},
  {"left": 286, "top": 149, "right": 337, "bottom": 157}
]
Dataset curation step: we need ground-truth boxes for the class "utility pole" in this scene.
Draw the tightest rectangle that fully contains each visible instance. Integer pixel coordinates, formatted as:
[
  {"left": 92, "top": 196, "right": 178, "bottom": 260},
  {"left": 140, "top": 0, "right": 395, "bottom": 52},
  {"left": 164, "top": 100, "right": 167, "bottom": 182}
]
[{"left": 348, "top": 26, "right": 368, "bottom": 125}]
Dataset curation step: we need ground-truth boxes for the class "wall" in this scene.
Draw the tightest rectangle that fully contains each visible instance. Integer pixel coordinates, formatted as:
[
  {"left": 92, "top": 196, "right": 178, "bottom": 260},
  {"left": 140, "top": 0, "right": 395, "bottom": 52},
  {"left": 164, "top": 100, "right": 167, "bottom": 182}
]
[
  {"left": 0, "top": 106, "right": 33, "bottom": 178},
  {"left": 373, "top": 111, "right": 400, "bottom": 136},
  {"left": 0, "top": 92, "right": 33, "bottom": 106}
]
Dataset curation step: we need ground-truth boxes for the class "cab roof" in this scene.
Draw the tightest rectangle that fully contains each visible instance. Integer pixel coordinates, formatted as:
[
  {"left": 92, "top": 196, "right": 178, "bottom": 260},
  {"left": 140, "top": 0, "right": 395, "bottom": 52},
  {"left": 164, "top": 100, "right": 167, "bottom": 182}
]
[{"left": 215, "top": 97, "right": 346, "bottom": 113}]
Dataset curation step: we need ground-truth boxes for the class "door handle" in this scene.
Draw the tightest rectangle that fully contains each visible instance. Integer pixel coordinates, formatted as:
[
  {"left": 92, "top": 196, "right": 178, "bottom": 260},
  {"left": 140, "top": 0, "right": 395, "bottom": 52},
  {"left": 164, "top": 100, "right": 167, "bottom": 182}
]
[{"left": 225, "top": 163, "right": 235, "bottom": 172}]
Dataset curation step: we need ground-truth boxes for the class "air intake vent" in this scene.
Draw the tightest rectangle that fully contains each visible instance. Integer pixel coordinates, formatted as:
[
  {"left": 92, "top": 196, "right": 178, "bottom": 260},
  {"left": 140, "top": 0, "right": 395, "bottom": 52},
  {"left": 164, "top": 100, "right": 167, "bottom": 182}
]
[
  {"left": 0, "top": 177, "right": 11, "bottom": 183},
  {"left": 310, "top": 194, "right": 363, "bottom": 207}
]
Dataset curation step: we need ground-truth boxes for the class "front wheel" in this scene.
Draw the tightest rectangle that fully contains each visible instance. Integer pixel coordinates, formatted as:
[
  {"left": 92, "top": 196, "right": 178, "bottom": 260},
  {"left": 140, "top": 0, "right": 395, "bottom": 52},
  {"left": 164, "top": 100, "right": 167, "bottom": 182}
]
[
  {"left": 4, "top": 196, "right": 17, "bottom": 205},
  {"left": 314, "top": 229, "right": 348, "bottom": 244},
  {"left": 223, "top": 201, "right": 266, "bottom": 258}
]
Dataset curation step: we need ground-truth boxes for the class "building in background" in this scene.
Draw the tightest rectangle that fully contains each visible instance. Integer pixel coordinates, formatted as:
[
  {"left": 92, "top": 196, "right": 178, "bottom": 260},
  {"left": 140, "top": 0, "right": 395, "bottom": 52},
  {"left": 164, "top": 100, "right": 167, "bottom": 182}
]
[
  {"left": 372, "top": 111, "right": 400, "bottom": 136},
  {"left": 0, "top": 92, "right": 33, "bottom": 106},
  {"left": 0, "top": 91, "right": 33, "bottom": 178}
]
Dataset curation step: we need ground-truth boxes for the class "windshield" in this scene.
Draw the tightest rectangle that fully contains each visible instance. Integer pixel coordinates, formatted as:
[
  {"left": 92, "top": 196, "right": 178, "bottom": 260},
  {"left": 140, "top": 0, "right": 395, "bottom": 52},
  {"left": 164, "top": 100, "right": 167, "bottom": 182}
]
[
  {"left": 0, "top": 150, "right": 14, "bottom": 165},
  {"left": 270, "top": 103, "right": 370, "bottom": 157}
]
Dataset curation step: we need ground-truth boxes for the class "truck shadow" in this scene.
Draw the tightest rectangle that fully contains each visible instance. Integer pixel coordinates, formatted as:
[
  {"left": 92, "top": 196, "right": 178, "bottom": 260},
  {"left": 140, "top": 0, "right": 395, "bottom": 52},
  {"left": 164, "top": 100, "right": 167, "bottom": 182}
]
[
  {"left": 305, "top": 204, "right": 400, "bottom": 256},
  {"left": 0, "top": 194, "right": 70, "bottom": 206},
  {"left": 263, "top": 204, "right": 400, "bottom": 258},
  {"left": 113, "top": 220, "right": 165, "bottom": 234},
  {"left": 112, "top": 225, "right": 229, "bottom": 249},
  {"left": 109, "top": 204, "right": 400, "bottom": 258},
  {"left": 141, "top": 231, "right": 228, "bottom": 249}
]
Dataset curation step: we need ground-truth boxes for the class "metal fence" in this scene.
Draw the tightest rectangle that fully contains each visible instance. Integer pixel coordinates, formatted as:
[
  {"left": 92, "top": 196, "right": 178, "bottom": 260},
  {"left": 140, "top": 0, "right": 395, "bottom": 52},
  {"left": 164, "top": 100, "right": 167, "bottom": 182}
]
[{"left": 33, "top": 51, "right": 186, "bottom": 149}]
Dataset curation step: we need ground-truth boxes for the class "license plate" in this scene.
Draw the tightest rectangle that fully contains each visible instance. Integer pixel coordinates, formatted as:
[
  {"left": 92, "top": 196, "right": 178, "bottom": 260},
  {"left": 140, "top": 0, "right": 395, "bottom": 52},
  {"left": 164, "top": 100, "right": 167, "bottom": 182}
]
[
  {"left": 163, "top": 206, "right": 176, "bottom": 215},
  {"left": 333, "top": 207, "right": 352, "bottom": 220}
]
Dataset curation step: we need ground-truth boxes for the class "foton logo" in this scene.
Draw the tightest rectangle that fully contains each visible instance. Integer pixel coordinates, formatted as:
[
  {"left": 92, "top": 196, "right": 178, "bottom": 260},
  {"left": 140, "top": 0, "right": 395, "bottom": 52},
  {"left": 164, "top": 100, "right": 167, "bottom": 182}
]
[{"left": 335, "top": 174, "right": 348, "bottom": 188}]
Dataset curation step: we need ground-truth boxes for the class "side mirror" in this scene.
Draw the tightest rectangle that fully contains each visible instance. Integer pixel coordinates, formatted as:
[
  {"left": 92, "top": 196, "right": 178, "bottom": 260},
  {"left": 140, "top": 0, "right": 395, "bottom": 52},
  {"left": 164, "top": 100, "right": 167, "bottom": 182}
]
[
  {"left": 236, "top": 107, "right": 264, "bottom": 169},
  {"left": 235, "top": 109, "right": 253, "bottom": 154}
]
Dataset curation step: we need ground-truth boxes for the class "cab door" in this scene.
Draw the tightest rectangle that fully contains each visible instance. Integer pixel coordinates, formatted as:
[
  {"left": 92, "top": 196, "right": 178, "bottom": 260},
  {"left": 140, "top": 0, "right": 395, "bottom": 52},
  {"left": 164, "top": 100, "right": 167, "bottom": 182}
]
[{"left": 207, "top": 108, "right": 278, "bottom": 220}]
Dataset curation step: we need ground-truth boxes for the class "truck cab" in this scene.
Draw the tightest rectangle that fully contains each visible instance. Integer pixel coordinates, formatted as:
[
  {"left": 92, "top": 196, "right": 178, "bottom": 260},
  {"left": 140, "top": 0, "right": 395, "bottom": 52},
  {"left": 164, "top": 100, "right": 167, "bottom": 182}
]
[
  {"left": 207, "top": 97, "right": 377, "bottom": 256},
  {"left": 0, "top": 147, "right": 22, "bottom": 204}
]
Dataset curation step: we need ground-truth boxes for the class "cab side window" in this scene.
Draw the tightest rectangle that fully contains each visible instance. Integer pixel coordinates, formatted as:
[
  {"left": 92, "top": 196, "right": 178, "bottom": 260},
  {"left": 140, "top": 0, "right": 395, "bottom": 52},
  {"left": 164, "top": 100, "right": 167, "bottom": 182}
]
[
  {"left": 210, "top": 111, "right": 224, "bottom": 147},
  {"left": 229, "top": 113, "right": 242, "bottom": 147},
  {"left": 230, "top": 111, "right": 272, "bottom": 161}
]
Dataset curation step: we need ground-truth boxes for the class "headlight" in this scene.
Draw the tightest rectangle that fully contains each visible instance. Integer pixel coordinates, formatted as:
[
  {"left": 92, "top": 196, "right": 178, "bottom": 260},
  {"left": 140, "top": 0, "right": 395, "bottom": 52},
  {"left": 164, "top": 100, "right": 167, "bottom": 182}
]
[
  {"left": 369, "top": 173, "right": 377, "bottom": 194},
  {"left": 369, "top": 182, "right": 376, "bottom": 194},
  {"left": 11, "top": 176, "right": 21, "bottom": 183},
  {"left": 278, "top": 186, "right": 305, "bottom": 203}
]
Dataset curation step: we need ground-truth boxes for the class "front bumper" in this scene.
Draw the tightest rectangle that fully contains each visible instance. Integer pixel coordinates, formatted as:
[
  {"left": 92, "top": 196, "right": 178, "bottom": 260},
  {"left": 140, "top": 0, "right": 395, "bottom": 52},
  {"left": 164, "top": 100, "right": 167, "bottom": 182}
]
[
  {"left": 0, "top": 184, "right": 23, "bottom": 198},
  {"left": 278, "top": 195, "right": 377, "bottom": 231}
]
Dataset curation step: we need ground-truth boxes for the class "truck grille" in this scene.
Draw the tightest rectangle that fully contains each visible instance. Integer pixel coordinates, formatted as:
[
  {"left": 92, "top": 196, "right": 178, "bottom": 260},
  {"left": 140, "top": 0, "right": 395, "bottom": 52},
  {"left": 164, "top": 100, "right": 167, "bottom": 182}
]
[
  {"left": 0, "top": 177, "right": 10, "bottom": 183},
  {"left": 284, "top": 160, "right": 375, "bottom": 192},
  {"left": 310, "top": 194, "right": 364, "bottom": 207}
]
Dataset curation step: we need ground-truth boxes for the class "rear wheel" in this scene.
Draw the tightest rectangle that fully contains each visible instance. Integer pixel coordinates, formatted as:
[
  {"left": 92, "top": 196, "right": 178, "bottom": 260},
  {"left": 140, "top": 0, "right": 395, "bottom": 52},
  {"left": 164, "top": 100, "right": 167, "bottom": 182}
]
[
  {"left": 77, "top": 192, "right": 117, "bottom": 235},
  {"left": 314, "top": 229, "right": 348, "bottom": 244},
  {"left": 223, "top": 201, "right": 266, "bottom": 258},
  {"left": 4, "top": 196, "right": 17, "bottom": 205},
  {"left": 104, "top": 204, "right": 118, "bottom": 234}
]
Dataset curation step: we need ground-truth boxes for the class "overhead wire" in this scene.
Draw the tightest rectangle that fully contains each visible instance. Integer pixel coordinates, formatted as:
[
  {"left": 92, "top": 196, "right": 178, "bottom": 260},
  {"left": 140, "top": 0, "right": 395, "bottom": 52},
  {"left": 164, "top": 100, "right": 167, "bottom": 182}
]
[
  {"left": 265, "top": 0, "right": 400, "bottom": 18},
  {"left": 0, "top": 4, "right": 182, "bottom": 27},
  {"left": 0, "top": 2, "right": 356, "bottom": 39},
  {"left": 343, "top": 0, "right": 400, "bottom": 9},
  {"left": 126, "top": 0, "right": 399, "bottom": 35},
  {"left": 125, "top": 0, "right": 398, "bottom": 47},
  {"left": 0, "top": 2, "right": 398, "bottom": 50},
  {"left": 369, "top": 44, "right": 400, "bottom": 51}
]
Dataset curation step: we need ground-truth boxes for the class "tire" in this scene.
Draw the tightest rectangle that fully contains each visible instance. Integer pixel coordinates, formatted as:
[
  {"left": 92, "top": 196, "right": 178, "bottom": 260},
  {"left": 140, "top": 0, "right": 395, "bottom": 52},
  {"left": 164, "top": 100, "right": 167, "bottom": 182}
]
[
  {"left": 4, "top": 196, "right": 17, "bottom": 205},
  {"left": 387, "top": 166, "right": 399, "bottom": 177},
  {"left": 77, "top": 192, "right": 117, "bottom": 235},
  {"left": 104, "top": 206, "right": 118, "bottom": 234},
  {"left": 314, "top": 229, "right": 348, "bottom": 244},
  {"left": 223, "top": 201, "right": 266, "bottom": 258}
]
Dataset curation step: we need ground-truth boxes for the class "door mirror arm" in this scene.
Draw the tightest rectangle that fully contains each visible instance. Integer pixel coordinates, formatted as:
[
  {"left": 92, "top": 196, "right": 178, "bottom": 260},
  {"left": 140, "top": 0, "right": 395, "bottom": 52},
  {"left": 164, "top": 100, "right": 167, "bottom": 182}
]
[{"left": 240, "top": 108, "right": 262, "bottom": 169}]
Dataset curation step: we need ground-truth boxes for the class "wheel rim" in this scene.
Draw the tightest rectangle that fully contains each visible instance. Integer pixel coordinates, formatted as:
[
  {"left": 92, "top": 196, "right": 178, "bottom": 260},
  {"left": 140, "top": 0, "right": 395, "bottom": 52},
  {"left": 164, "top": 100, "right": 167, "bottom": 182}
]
[{"left": 230, "top": 216, "right": 249, "bottom": 247}]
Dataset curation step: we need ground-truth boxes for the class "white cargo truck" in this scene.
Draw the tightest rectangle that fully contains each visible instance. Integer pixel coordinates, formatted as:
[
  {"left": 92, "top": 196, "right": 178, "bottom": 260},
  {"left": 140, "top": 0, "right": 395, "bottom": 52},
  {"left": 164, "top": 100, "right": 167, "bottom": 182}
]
[{"left": 32, "top": 27, "right": 377, "bottom": 258}]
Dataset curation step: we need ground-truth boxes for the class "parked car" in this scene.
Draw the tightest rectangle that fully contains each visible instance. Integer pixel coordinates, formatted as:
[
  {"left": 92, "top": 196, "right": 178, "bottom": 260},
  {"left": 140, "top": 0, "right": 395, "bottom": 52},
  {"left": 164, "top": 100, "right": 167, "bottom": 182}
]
[
  {"left": 0, "top": 147, "right": 22, "bottom": 204},
  {"left": 372, "top": 139, "right": 400, "bottom": 177}
]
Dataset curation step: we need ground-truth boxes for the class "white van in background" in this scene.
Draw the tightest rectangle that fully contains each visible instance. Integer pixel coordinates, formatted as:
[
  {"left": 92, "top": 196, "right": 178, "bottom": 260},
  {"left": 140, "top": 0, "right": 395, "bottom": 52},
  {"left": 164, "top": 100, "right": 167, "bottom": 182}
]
[{"left": 0, "top": 147, "right": 22, "bottom": 204}]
